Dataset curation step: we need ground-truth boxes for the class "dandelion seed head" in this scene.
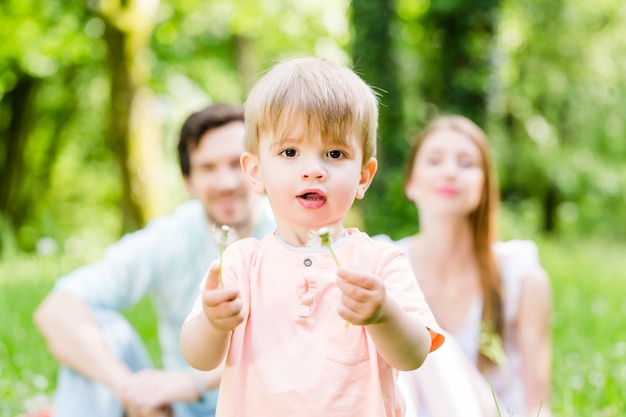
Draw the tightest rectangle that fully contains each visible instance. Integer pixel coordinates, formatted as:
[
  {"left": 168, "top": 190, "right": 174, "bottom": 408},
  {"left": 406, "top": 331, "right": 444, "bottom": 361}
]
[
  {"left": 317, "top": 227, "right": 330, "bottom": 236},
  {"left": 317, "top": 227, "right": 332, "bottom": 248},
  {"left": 212, "top": 224, "right": 239, "bottom": 246},
  {"left": 307, "top": 227, "right": 335, "bottom": 248}
]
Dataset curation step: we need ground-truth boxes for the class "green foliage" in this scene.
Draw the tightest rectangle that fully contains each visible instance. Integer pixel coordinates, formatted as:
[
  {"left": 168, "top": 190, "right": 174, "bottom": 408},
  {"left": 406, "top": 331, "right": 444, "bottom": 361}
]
[
  {"left": 355, "top": 170, "right": 418, "bottom": 239},
  {"left": 0, "top": 0, "right": 115, "bottom": 252},
  {"left": 2, "top": 0, "right": 625, "bottom": 248},
  {"left": 149, "top": 0, "right": 351, "bottom": 101},
  {"left": 488, "top": 0, "right": 626, "bottom": 236},
  {"left": 350, "top": 0, "right": 408, "bottom": 237},
  {"left": 389, "top": 0, "right": 626, "bottom": 239},
  {"left": 394, "top": 0, "right": 501, "bottom": 127}
]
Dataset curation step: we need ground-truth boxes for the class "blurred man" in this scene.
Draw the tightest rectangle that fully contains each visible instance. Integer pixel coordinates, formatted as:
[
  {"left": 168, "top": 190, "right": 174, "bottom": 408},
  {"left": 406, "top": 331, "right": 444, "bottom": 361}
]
[{"left": 34, "top": 103, "right": 274, "bottom": 417}]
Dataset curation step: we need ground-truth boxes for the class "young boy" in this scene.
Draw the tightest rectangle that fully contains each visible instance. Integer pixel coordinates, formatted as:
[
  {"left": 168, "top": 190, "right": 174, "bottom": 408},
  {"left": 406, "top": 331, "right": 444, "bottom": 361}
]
[{"left": 180, "top": 57, "right": 444, "bottom": 417}]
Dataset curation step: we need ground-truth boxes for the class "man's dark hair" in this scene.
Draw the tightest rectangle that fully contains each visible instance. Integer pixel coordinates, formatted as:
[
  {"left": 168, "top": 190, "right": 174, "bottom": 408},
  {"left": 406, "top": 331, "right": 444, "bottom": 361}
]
[{"left": 178, "top": 103, "right": 244, "bottom": 177}]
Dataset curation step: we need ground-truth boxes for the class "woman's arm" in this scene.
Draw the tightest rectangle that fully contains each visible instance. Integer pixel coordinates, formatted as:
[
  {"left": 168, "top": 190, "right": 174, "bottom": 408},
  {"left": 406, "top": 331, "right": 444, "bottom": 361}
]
[{"left": 517, "top": 267, "right": 553, "bottom": 417}]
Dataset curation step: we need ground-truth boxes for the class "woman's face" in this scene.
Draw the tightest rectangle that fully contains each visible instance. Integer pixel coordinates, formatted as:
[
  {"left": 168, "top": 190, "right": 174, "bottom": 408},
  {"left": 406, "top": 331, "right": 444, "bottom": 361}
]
[{"left": 406, "top": 127, "right": 485, "bottom": 217}]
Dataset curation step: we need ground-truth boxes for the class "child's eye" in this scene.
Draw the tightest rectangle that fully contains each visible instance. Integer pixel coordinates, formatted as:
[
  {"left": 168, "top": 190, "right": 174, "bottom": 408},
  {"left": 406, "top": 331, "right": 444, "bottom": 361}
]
[
  {"left": 280, "top": 148, "right": 298, "bottom": 158},
  {"left": 327, "top": 149, "right": 345, "bottom": 159}
]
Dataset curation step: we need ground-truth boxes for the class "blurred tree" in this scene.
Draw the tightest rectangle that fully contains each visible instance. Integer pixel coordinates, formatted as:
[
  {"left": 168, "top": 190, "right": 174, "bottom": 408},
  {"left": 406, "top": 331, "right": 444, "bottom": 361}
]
[
  {"left": 351, "top": 0, "right": 502, "bottom": 239},
  {"left": 0, "top": 73, "right": 39, "bottom": 235},
  {"left": 350, "top": 0, "right": 416, "bottom": 238},
  {"left": 490, "top": 0, "right": 626, "bottom": 237},
  {"left": 418, "top": 0, "right": 502, "bottom": 127},
  {"left": 0, "top": 1, "right": 96, "bottom": 253},
  {"left": 96, "top": 0, "right": 161, "bottom": 233}
]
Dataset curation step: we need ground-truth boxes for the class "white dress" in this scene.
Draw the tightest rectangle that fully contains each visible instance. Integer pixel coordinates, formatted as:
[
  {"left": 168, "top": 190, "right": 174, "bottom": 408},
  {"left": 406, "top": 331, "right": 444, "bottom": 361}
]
[{"left": 389, "top": 238, "right": 542, "bottom": 417}]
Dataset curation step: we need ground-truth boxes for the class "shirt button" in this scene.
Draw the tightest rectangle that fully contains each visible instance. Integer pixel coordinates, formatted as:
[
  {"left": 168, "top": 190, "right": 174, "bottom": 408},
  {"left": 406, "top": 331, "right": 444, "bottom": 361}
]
[{"left": 303, "top": 258, "right": 312, "bottom": 267}]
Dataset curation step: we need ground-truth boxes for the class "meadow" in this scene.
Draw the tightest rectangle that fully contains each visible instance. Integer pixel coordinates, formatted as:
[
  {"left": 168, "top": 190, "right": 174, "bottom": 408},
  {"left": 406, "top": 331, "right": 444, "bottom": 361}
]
[{"left": 1, "top": 235, "right": 624, "bottom": 416}]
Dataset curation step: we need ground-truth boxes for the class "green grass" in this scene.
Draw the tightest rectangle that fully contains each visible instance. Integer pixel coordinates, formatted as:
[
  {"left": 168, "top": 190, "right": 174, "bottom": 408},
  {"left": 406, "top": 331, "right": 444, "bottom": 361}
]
[
  {"left": 538, "top": 237, "right": 626, "bottom": 416},
  {"left": 0, "top": 255, "right": 73, "bottom": 416},
  {"left": 1, "top": 236, "right": 625, "bottom": 416},
  {"left": 0, "top": 254, "right": 159, "bottom": 417}
]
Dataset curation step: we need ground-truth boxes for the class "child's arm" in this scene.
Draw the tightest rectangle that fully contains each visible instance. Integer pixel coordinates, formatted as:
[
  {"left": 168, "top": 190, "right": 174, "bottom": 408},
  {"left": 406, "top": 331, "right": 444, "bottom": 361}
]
[
  {"left": 336, "top": 267, "right": 431, "bottom": 371},
  {"left": 180, "top": 261, "right": 244, "bottom": 371}
]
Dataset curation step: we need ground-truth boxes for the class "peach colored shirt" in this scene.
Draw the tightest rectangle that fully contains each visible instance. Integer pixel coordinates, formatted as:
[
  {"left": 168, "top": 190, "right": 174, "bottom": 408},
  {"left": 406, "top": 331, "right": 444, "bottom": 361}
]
[{"left": 189, "top": 228, "right": 443, "bottom": 417}]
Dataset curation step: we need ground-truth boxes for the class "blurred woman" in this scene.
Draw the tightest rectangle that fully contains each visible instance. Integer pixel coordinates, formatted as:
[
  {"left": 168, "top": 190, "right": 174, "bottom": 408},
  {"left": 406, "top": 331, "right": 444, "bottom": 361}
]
[{"left": 387, "top": 115, "right": 553, "bottom": 417}]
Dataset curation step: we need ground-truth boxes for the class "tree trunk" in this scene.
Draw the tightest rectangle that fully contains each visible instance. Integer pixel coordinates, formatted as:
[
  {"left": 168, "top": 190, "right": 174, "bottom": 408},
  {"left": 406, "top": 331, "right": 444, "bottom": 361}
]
[
  {"left": 351, "top": 0, "right": 410, "bottom": 237},
  {"left": 102, "top": 19, "right": 145, "bottom": 233},
  {"left": 542, "top": 182, "right": 558, "bottom": 233},
  {"left": 235, "top": 35, "right": 259, "bottom": 94},
  {"left": 420, "top": 1, "right": 501, "bottom": 126},
  {"left": 0, "top": 74, "right": 39, "bottom": 235},
  {"left": 98, "top": 0, "right": 161, "bottom": 234}
]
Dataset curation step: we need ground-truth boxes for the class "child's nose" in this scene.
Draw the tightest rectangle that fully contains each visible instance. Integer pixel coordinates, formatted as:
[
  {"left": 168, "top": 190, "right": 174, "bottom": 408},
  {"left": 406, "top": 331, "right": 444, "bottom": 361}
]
[{"left": 301, "top": 159, "right": 327, "bottom": 181}]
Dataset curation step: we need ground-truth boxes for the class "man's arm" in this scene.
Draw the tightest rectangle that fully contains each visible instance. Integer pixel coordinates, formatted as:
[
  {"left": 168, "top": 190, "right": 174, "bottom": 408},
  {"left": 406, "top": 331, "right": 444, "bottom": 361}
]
[
  {"left": 34, "top": 292, "right": 133, "bottom": 389},
  {"left": 34, "top": 292, "right": 224, "bottom": 413}
]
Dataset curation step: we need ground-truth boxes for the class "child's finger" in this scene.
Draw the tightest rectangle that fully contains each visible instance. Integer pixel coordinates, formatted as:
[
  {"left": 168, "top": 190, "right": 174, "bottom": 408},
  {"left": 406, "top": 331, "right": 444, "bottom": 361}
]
[
  {"left": 204, "top": 261, "right": 221, "bottom": 290},
  {"left": 337, "top": 267, "right": 378, "bottom": 291}
]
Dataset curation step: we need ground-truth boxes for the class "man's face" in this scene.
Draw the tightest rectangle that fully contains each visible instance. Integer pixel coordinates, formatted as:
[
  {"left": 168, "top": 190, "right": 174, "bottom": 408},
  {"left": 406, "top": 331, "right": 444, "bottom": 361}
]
[{"left": 184, "top": 121, "right": 259, "bottom": 232}]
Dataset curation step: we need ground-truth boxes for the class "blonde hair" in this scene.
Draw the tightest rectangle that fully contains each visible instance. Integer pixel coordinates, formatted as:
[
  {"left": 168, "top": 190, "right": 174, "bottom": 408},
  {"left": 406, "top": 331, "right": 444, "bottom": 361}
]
[
  {"left": 243, "top": 57, "right": 379, "bottom": 164},
  {"left": 406, "top": 115, "right": 503, "bottom": 370}
]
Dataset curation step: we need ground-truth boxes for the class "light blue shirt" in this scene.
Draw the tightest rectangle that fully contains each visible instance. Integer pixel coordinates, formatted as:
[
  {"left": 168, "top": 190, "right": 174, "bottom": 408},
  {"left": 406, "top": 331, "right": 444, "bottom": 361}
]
[{"left": 54, "top": 198, "right": 275, "bottom": 370}]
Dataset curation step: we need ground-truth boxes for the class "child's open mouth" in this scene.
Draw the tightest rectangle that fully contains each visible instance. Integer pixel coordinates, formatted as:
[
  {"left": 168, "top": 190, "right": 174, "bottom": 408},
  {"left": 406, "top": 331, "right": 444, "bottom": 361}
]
[{"left": 298, "top": 192, "right": 326, "bottom": 208}]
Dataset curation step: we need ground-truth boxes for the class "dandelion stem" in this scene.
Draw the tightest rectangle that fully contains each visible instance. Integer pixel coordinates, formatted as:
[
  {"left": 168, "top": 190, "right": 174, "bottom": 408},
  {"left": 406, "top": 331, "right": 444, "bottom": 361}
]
[
  {"left": 318, "top": 228, "right": 341, "bottom": 268},
  {"left": 317, "top": 228, "right": 350, "bottom": 329},
  {"left": 491, "top": 387, "right": 502, "bottom": 417},
  {"left": 218, "top": 225, "right": 231, "bottom": 288},
  {"left": 328, "top": 247, "right": 341, "bottom": 268}
]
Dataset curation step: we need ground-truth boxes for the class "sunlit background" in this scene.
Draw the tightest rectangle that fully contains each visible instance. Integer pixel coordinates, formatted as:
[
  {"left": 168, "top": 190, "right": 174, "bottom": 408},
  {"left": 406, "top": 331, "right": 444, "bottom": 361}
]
[
  {"left": 1, "top": 0, "right": 625, "bottom": 255},
  {"left": 1, "top": 0, "right": 625, "bottom": 415}
]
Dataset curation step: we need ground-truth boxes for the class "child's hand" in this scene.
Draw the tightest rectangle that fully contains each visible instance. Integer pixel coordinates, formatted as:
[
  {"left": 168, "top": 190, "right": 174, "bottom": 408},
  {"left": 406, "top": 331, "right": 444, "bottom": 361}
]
[
  {"left": 201, "top": 261, "right": 244, "bottom": 332},
  {"left": 335, "top": 267, "right": 387, "bottom": 326}
]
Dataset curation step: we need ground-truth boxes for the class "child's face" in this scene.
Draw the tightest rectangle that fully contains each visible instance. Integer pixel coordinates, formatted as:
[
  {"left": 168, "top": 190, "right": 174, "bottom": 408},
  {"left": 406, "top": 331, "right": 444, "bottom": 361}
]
[{"left": 241, "top": 118, "right": 377, "bottom": 245}]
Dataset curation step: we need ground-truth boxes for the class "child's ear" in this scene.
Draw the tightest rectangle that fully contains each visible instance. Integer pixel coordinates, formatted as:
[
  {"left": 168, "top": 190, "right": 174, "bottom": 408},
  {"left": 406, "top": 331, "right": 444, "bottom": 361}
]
[
  {"left": 355, "top": 157, "right": 378, "bottom": 200},
  {"left": 241, "top": 152, "right": 266, "bottom": 194}
]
